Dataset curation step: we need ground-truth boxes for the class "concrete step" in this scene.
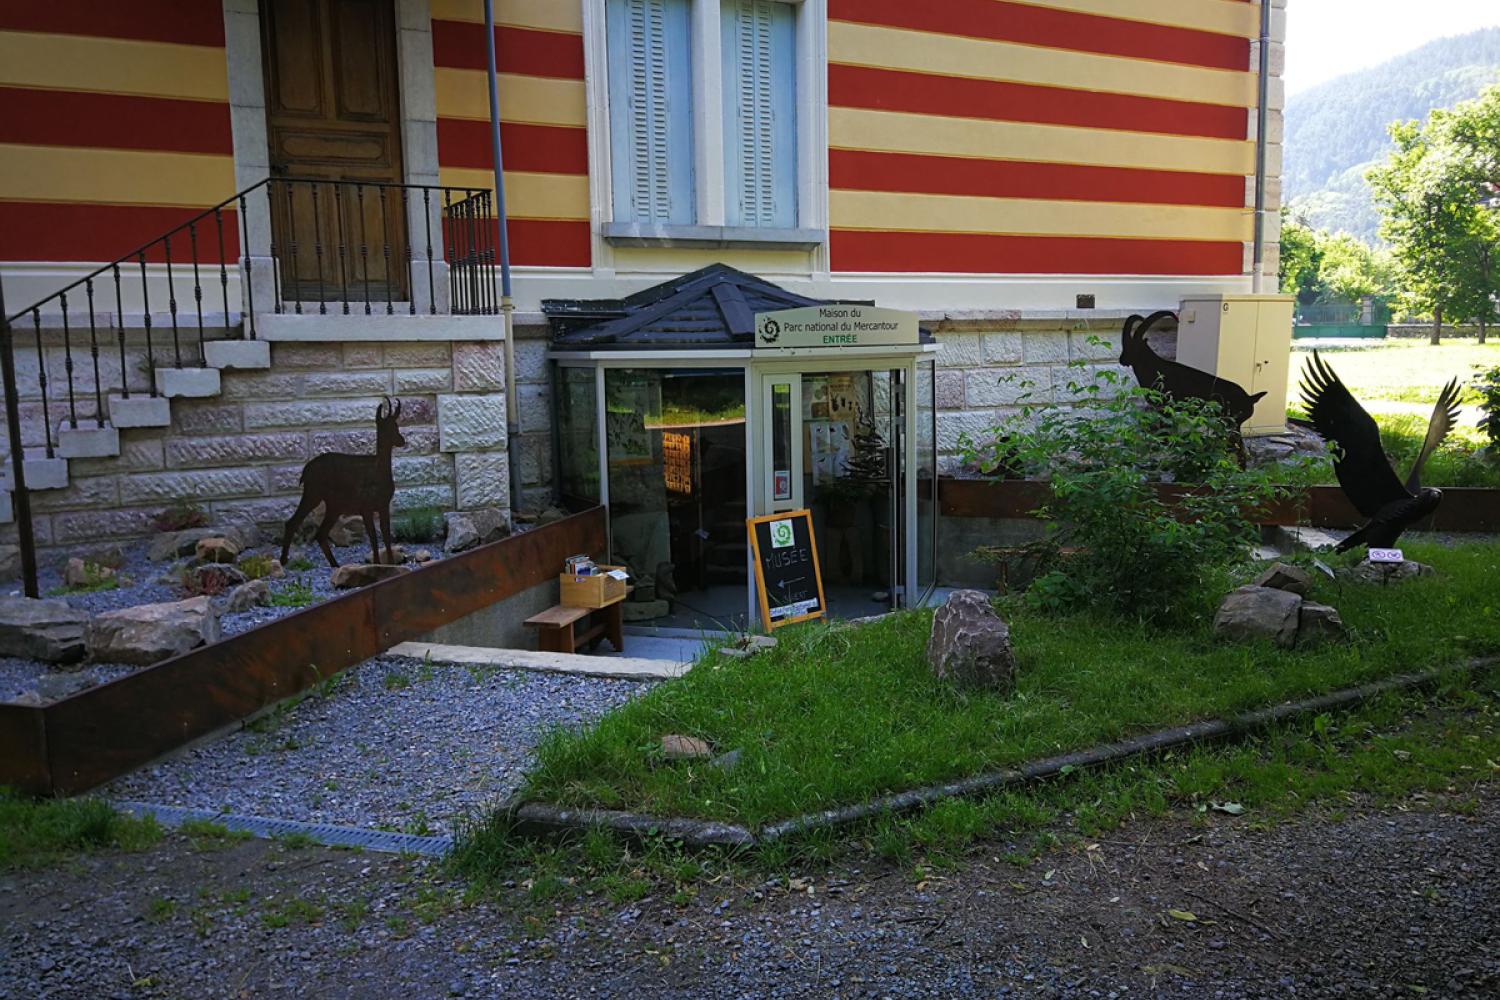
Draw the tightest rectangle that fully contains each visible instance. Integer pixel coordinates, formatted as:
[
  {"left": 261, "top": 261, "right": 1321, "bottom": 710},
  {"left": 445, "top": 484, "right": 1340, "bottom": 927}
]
[
  {"left": 107, "top": 394, "right": 172, "bottom": 429},
  {"left": 0, "top": 450, "right": 70, "bottom": 491},
  {"left": 204, "top": 339, "right": 271, "bottom": 370},
  {"left": 56, "top": 421, "right": 121, "bottom": 459},
  {"left": 155, "top": 366, "right": 221, "bottom": 399}
]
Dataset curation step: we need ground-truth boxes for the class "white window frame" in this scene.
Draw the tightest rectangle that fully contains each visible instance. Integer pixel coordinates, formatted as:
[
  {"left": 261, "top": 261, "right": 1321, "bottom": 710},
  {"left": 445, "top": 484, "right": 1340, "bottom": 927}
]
[{"left": 583, "top": 0, "right": 828, "bottom": 256}]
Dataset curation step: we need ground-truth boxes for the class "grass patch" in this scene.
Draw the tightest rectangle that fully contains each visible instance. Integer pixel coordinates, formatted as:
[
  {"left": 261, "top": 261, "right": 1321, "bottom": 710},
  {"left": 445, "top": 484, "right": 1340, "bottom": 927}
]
[
  {"left": 239, "top": 554, "right": 280, "bottom": 580},
  {"left": 1287, "top": 340, "right": 1500, "bottom": 406},
  {"left": 511, "top": 541, "right": 1500, "bottom": 830},
  {"left": 452, "top": 673, "right": 1499, "bottom": 895},
  {"left": 392, "top": 506, "right": 445, "bottom": 544},
  {"left": 0, "top": 792, "right": 161, "bottom": 868},
  {"left": 268, "top": 580, "right": 316, "bottom": 608}
]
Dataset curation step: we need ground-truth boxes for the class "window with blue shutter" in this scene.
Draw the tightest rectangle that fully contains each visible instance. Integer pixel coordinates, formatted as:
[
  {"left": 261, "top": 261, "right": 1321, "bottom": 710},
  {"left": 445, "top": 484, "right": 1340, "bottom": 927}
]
[
  {"left": 720, "top": 0, "right": 797, "bottom": 229},
  {"left": 606, "top": 0, "right": 695, "bottom": 225}
]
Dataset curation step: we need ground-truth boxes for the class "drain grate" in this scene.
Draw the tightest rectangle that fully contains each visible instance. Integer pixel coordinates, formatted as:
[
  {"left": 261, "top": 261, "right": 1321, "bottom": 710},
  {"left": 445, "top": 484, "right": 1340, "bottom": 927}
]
[{"left": 113, "top": 801, "right": 454, "bottom": 857}]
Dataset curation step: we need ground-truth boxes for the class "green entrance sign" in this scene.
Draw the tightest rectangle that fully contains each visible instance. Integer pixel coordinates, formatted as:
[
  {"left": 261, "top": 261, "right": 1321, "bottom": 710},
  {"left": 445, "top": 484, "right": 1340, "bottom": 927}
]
[{"left": 754, "top": 305, "right": 918, "bottom": 350}]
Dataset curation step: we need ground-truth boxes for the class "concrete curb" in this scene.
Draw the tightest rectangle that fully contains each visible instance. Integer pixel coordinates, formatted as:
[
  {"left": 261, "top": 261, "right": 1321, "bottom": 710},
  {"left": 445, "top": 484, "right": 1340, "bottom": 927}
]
[
  {"left": 385, "top": 641, "right": 692, "bottom": 681},
  {"left": 498, "top": 657, "right": 1497, "bottom": 850}
]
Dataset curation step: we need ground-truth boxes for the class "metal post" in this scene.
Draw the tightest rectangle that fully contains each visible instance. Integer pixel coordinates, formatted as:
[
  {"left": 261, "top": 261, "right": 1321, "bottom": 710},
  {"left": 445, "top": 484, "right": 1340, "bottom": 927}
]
[
  {"left": 484, "top": 0, "right": 523, "bottom": 515},
  {"left": 1251, "top": 0, "right": 1271, "bottom": 294},
  {"left": 0, "top": 277, "right": 40, "bottom": 598}
]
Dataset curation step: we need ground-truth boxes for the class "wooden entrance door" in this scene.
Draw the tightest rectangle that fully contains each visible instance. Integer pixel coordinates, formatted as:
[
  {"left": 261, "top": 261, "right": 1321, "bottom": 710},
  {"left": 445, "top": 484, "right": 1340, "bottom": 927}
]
[{"left": 261, "top": 0, "right": 407, "bottom": 304}]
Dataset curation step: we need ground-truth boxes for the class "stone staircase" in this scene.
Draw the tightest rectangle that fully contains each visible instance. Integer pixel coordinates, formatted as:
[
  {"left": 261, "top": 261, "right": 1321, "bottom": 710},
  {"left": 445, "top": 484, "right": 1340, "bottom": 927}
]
[{"left": 1, "top": 336, "right": 271, "bottom": 525}]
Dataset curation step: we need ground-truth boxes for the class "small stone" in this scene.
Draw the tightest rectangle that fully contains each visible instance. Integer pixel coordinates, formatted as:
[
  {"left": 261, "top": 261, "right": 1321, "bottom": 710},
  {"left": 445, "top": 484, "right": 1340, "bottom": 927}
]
[
  {"left": 330, "top": 563, "right": 412, "bottom": 589},
  {"left": 661, "top": 734, "right": 712, "bottom": 760},
  {"left": 34, "top": 672, "right": 95, "bottom": 702},
  {"left": 226, "top": 579, "right": 272, "bottom": 612},
  {"left": 0, "top": 595, "right": 89, "bottom": 663},
  {"left": 0, "top": 543, "right": 20, "bottom": 581},
  {"left": 1345, "top": 558, "right": 1436, "bottom": 585},
  {"left": 148, "top": 525, "right": 253, "bottom": 562},
  {"left": 1298, "top": 602, "right": 1350, "bottom": 646},
  {"left": 86, "top": 596, "right": 221, "bottom": 666},
  {"left": 63, "top": 557, "right": 115, "bottom": 588},
  {"left": 443, "top": 509, "right": 511, "bottom": 553},
  {"left": 374, "top": 545, "right": 407, "bottom": 566},
  {"left": 1253, "top": 562, "right": 1314, "bottom": 596},
  {"left": 1213, "top": 586, "right": 1303, "bottom": 649},
  {"left": 534, "top": 507, "right": 569, "bottom": 526},
  {"left": 410, "top": 549, "right": 433, "bottom": 564},
  {"left": 10, "top": 690, "right": 44, "bottom": 707},
  {"left": 195, "top": 536, "right": 241, "bottom": 564},
  {"left": 926, "top": 589, "right": 1017, "bottom": 693},
  {"left": 710, "top": 749, "right": 744, "bottom": 772},
  {"left": 327, "top": 515, "right": 369, "bottom": 548}
]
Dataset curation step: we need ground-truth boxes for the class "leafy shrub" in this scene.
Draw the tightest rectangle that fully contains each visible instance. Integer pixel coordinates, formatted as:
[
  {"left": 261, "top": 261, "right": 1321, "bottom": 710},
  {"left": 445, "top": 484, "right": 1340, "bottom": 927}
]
[
  {"left": 1475, "top": 364, "right": 1500, "bottom": 449},
  {"left": 960, "top": 366, "right": 1285, "bottom": 619},
  {"left": 151, "top": 499, "right": 208, "bottom": 533},
  {"left": 391, "top": 506, "right": 444, "bottom": 543},
  {"left": 178, "top": 566, "right": 233, "bottom": 598}
]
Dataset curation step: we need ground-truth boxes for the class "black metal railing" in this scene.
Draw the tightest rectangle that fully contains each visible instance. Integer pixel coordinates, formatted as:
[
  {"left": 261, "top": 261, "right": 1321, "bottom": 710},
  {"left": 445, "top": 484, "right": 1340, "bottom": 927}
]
[
  {"left": 3, "top": 176, "right": 498, "bottom": 460},
  {"left": 265, "top": 176, "right": 497, "bottom": 319}
]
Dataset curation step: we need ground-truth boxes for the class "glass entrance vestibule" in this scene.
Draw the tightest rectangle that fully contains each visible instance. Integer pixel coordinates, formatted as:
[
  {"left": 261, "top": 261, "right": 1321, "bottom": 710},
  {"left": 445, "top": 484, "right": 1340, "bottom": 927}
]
[
  {"left": 553, "top": 356, "right": 940, "bottom": 631},
  {"left": 544, "top": 266, "right": 940, "bottom": 632}
]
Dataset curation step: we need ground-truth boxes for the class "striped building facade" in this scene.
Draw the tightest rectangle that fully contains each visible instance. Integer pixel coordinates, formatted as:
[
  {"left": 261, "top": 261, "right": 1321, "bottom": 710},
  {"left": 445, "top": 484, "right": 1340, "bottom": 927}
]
[{"left": 2, "top": 0, "right": 1284, "bottom": 311}]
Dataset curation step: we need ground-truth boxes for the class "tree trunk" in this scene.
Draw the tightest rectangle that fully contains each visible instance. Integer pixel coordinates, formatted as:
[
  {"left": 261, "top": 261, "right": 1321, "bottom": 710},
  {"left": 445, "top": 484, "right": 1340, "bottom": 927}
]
[
  {"left": 1481, "top": 317, "right": 1488, "bottom": 345},
  {"left": 1431, "top": 306, "right": 1442, "bottom": 345}
]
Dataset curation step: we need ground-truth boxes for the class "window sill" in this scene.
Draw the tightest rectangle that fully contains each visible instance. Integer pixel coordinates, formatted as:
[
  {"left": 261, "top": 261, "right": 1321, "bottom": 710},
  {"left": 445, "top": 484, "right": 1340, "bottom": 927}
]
[{"left": 602, "top": 223, "right": 826, "bottom": 250}]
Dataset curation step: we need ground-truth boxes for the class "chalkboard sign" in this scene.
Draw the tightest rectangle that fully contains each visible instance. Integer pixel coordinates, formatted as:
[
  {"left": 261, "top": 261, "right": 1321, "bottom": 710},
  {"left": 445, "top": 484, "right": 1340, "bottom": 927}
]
[{"left": 747, "top": 510, "right": 826, "bottom": 630}]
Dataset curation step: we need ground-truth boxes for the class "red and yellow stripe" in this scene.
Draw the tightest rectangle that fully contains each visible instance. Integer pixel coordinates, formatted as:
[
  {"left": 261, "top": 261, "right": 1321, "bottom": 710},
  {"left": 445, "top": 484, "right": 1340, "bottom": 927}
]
[
  {"left": 431, "top": 0, "right": 591, "bottom": 268},
  {"left": 0, "top": 6, "right": 234, "bottom": 263},
  {"left": 827, "top": 0, "right": 1260, "bottom": 277}
]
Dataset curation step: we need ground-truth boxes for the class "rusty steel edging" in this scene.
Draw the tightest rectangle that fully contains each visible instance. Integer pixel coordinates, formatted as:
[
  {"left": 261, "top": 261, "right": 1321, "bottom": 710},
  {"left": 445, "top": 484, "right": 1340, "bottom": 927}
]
[{"left": 4, "top": 507, "right": 607, "bottom": 798}]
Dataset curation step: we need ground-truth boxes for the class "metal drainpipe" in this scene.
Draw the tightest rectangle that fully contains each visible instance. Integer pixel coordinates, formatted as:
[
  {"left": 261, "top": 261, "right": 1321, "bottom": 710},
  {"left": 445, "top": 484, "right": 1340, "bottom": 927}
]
[
  {"left": 1251, "top": 0, "right": 1272, "bottom": 293},
  {"left": 484, "top": 0, "right": 523, "bottom": 516}
]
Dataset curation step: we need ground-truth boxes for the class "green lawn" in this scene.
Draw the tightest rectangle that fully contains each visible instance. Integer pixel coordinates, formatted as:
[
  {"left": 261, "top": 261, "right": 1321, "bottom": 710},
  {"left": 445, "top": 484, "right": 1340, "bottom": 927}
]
[
  {"left": 518, "top": 541, "right": 1500, "bottom": 829},
  {"left": 1280, "top": 340, "right": 1500, "bottom": 488},
  {"left": 1286, "top": 339, "right": 1500, "bottom": 407}
]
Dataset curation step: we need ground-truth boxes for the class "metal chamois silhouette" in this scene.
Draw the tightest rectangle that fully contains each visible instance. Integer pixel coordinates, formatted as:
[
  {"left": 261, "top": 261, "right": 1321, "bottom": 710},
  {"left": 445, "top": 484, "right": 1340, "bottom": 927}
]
[
  {"left": 1118, "top": 311, "right": 1268, "bottom": 432},
  {"left": 280, "top": 397, "right": 406, "bottom": 568},
  {"left": 1299, "top": 350, "right": 1460, "bottom": 553}
]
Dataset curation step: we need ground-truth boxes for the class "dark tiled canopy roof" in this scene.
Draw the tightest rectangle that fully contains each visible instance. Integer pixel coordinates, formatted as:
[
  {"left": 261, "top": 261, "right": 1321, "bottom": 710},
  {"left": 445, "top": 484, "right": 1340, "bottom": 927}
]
[{"left": 542, "top": 263, "right": 866, "bottom": 349}]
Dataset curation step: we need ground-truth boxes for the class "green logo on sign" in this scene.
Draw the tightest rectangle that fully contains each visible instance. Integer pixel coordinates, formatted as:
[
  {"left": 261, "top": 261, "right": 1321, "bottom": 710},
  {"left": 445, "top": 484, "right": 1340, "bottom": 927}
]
[{"left": 770, "top": 520, "right": 794, "bottom": 548}]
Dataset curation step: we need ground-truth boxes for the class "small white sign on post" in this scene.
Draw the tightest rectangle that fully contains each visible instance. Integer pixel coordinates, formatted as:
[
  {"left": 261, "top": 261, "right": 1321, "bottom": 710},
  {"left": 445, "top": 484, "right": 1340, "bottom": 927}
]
[
  {"left": 1368, "top": 548, "right": 1404, "bottom": 564},
  {"left": 754, "top": 305, "right": 918, "bottom": 350}
]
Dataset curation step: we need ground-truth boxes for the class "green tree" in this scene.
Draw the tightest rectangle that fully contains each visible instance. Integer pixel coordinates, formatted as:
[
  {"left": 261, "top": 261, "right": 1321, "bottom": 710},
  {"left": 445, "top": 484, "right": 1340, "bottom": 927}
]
[
  {"left": 1369, "top": 84, "right": 1500, "bottom": 343},
  {"left": 1278, "top": 214, "right": 1325, "bottom": 303}
]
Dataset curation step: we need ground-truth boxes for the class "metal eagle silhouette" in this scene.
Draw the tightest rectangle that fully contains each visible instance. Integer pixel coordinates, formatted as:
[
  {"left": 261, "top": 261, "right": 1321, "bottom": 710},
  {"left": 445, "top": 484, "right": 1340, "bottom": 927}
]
[{"left": 1299, "top": 350, "right": 1461, "bottom": 553}]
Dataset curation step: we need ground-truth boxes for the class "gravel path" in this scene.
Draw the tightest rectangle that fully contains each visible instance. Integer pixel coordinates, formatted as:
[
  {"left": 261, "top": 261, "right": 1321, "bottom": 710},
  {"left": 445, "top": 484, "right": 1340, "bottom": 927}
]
[
  {"left": 102, "top": 654, "right": 651, "bottom": 836},
  {"left": 3, "top": 791, "right": 1495, "bottom": 998}
]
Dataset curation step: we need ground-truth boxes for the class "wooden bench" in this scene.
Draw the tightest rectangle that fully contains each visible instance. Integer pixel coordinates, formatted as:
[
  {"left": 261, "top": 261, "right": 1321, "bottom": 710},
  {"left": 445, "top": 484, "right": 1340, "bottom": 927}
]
[{"left": 524, "top": 597, "right": 625, "bottom": 654}]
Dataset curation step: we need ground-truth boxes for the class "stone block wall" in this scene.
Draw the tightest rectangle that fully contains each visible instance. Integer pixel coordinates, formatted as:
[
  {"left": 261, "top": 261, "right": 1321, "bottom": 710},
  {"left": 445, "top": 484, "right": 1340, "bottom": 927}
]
[
  {"left": 3, "top": 337, "right": 514, "bottom": 550},
  {"left": 926, "top": 312, "right": 1173, "bottom": 473},
  {"left": 509, "top": 324, "right": 556, "bottom": 514}
]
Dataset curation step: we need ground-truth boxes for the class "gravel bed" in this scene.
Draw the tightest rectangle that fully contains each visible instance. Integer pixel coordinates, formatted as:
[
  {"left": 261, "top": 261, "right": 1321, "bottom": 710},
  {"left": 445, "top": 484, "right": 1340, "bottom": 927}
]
[
  {"left": 1, "top": 532, "right": 458, "bottom": 704},
  {"left": 102, "top": 654, "right": 651, "bottom": 836}
]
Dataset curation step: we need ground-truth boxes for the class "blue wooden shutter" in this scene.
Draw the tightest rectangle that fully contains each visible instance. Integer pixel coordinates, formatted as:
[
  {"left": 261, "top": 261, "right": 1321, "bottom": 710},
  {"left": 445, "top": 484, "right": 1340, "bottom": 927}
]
[
  {"left": 721, "top": 0, "right": 796, "bottom": 228},
  {"left": 607, "top": 0, "right": 694, "bottom": 224}
]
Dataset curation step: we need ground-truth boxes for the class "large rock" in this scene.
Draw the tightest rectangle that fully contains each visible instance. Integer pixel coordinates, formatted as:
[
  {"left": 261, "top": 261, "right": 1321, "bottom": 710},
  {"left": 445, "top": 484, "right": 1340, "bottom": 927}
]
[
  {"left": 1213, "top": 586, "right": 1303, "bottom": 649},
  {"left": 195, "top": 536, "right": 241, "bottom": 564},
  {"left": 330, "top": 563, "right": 412, "bottom": 589},
  {"left": 1345, "top": 559, "right": 1435, "bottom": 585},
  {"left": 226, "top": 579, "right": 271, "bottom": 612},
  {"left": 327, "top": 515, "right": 368, "bottom": 548},
  {"left": 926, "top": 589, "right": 1017, "bottom": 693},
  {"left": 0, "top": 596, "right": 88, "bottom": 664},
  {"left": 185, "top": 563, "right": 247, "bottom": 595},
  {"left": 443, "top": 508, "right": 511, "bottom": 553},
  {"left": 1253, "top": 562, "right": 1314, "bottom": 596},
  {"left": 148, "top": 524, "right": 255, "bottom": 562},
  {"left": 87, "top": 596, "right": 220, "bottom": 666},
  {"left": 1298, "top": 602, "right": 1350, "bottom": 646}
]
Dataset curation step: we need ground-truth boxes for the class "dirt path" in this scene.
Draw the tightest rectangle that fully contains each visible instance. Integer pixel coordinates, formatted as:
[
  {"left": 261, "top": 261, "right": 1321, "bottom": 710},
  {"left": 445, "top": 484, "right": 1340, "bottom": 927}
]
[{"left": 4, "top": 792, "right": 1496, "bottom": 998}]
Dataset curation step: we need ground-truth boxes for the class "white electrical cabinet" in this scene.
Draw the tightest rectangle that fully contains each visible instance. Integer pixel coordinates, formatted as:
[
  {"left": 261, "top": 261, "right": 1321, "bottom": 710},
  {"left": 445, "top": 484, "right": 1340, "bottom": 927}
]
[{"left": 1176, "top": 295, "right": 1294, "bottom": 437}]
